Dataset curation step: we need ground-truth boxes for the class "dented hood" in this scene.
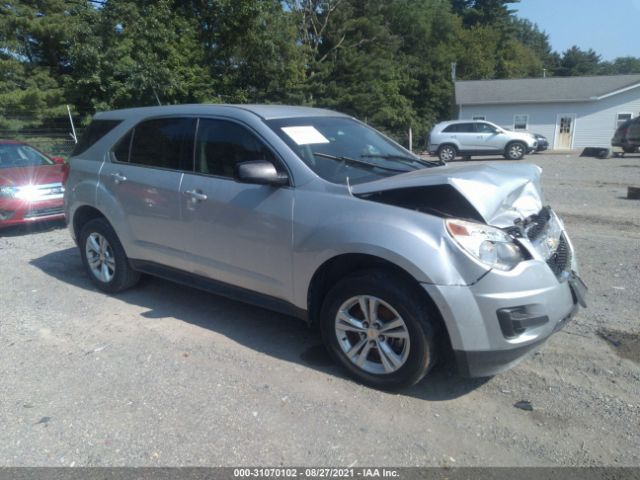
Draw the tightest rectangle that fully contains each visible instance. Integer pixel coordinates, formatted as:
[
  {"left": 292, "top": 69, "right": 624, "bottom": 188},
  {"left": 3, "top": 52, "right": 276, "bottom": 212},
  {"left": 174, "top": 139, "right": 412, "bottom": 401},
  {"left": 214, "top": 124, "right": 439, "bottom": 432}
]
[{"left": 351, "top": 163, "right": 544, "bottom": 226}]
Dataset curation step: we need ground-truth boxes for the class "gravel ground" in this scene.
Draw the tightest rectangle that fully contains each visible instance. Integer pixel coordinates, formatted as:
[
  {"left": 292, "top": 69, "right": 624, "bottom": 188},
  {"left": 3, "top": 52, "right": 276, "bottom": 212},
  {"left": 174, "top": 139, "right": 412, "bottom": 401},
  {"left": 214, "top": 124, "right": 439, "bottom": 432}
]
[{"left": 0, "top": 153, "right": 639, "bottom": 467}]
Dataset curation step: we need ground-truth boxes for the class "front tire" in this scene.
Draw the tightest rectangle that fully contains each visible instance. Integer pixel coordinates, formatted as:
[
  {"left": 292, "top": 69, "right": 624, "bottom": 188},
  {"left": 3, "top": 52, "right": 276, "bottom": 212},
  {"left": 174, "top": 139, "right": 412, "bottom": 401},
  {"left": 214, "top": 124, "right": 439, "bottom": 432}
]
[
  {"left": 437, "top": 144, "right": 457, "bottom": 163},
  {"left": 320, "top": 269, "right": 438, "bottom": 389},
  {"left": 79, "top": 218, "right": 140, "bottom": 293},
  {"left": 505, "top": 142, "right": 526, "bottom": 160}
]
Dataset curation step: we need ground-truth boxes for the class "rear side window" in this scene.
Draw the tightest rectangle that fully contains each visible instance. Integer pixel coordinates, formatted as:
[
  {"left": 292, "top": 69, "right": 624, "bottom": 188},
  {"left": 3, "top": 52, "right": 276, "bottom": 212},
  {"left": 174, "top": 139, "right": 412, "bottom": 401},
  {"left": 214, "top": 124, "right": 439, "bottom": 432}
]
[
  {"left": 72, "top": 119, "right": 121, "bottom": 156},
  {"left": 443, "top": 123, "right": 474, "bottom": 133},
  {"left": 127, "top": 118, "right": 196, "bottom": 170},
  {"left": 112, "top": 131, "right": 132, "bottom": 163}
]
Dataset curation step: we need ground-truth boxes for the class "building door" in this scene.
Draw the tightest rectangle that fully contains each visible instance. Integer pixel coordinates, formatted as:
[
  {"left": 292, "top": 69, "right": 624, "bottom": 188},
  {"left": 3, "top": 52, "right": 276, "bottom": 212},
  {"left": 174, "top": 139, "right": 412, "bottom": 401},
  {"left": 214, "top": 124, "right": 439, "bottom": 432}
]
[{"left": 556, "top": 115, "right": 575, "bottom": 149}]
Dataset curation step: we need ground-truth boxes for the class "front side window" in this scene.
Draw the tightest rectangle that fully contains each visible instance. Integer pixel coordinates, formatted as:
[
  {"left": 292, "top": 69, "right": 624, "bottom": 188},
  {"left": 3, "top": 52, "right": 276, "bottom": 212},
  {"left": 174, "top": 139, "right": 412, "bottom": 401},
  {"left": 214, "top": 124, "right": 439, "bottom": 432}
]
[
  {"left": 267, "top": 116, "right": 432, "bottom": 185},
  {"left": 126, "top": 117, "right": 196, "bottom": 170},
  {"left": 194, "top": 119, "right": 277, "bottom": 177},
  {"left": 514, "top": 115, "right": 528, "bottom": 130},
  {"left": 475, "top": 122, "right": 497, "bottom": 134},
  {"left": 0, "top": 143, "right": 54, "bottom": 169}
]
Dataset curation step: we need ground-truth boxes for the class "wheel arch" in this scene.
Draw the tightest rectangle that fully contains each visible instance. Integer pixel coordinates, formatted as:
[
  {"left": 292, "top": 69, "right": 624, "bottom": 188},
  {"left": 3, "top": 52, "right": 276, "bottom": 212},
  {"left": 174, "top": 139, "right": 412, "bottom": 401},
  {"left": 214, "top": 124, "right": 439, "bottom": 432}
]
[
  {"left": 72, "top": 205, "right": 108, "bottom": 241},
  {"left": 306, "top": 253, "right": 452, "bottom": 352}
]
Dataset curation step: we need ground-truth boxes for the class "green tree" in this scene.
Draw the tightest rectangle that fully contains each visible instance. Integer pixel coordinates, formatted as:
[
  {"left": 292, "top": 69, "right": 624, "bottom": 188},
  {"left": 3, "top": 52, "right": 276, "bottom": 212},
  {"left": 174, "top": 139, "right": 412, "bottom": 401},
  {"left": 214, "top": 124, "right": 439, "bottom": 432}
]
[
  {"left": 599, "top": 56, "right": 640, "bottom": 75},
  {"left": 451, "top": 0, "right": 519, "bottom": 27},
  {"left": 557, "top": 46, "right": 602, "bottom": 77},
  {"left": 0, "top": 0, "right": 91, "bottom": 127}
]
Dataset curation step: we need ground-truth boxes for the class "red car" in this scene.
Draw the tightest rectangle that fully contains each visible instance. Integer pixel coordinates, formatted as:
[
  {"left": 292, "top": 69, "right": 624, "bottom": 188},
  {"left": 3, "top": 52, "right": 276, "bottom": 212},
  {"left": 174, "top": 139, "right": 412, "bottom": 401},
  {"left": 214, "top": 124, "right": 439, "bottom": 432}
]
[{"left": 0, "top": 140, "right": 67, "bottom": 228}]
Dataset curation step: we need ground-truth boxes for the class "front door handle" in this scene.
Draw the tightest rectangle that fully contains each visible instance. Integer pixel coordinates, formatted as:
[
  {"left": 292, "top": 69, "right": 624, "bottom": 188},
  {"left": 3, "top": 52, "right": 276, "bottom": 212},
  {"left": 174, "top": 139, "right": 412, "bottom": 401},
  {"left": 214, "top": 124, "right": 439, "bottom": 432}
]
[
  {"left": 184, "top": 189, "right": 208, "bottom": 202},
  {"left": 111, "top": 172, "right": 127, "bottom": 184}
]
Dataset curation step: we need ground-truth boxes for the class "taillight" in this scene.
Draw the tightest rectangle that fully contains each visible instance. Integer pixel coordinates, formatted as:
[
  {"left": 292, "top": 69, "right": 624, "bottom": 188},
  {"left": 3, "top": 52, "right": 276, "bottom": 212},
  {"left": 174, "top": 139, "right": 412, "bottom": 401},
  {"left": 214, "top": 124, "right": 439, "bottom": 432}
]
[{"left": 61, "top": 162, "right": 71, "bottom": 186}]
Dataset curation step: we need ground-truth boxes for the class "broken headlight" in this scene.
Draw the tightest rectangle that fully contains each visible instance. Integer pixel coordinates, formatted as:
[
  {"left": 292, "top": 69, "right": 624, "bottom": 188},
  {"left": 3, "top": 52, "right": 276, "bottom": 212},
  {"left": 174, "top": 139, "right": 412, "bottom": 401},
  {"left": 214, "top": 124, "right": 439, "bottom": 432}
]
[{"left": 446, "top": 218, "right": 524, "bottom": 271}]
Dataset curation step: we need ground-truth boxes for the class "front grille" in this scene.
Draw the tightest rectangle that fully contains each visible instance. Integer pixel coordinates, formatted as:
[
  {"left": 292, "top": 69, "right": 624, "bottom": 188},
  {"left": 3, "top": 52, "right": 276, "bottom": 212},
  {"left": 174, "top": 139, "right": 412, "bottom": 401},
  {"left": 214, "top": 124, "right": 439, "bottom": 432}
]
[
  {"left": 519, "top": 207, "right": 571, "bottom": 278},
  {"left": 547, "top": 233, "right": 571, "bottom": 277},
  {"left": 23, "top": 206, "right": 64, "bottom": 219},
  {"left": 524, "top": 206, "right": 551, "bottom": 240}
]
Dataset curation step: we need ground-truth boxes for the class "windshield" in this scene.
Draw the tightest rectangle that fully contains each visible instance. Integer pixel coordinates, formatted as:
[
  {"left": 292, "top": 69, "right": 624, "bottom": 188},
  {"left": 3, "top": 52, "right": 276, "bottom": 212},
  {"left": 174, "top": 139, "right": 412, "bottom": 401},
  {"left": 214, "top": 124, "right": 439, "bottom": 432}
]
[
  {"left": 266, "top": 116, "right": 435, "bottom": 185},
  {"left": 0, "top": 144, "right": 54, "bottom": 169}
]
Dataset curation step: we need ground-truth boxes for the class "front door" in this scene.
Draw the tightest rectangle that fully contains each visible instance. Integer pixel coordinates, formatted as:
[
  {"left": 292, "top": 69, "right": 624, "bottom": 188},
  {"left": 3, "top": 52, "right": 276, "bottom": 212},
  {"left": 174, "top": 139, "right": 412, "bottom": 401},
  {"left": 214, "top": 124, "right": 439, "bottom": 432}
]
[
  {"left": 556, "top": 115, "right": 575, "bottom": 149},
  {"left": 180, "top": 118, "right": 294, "bottom": 300},
  {"left": 474, "top": 122, "right": 505, "bottom": 152}
]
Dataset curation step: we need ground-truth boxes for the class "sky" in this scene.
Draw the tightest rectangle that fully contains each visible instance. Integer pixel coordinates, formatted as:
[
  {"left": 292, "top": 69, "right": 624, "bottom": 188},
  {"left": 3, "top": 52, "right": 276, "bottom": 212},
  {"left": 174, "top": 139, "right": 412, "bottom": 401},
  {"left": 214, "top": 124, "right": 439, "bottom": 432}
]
[{"left": 514, "top": 0, "right": 640, "bottom": 61}]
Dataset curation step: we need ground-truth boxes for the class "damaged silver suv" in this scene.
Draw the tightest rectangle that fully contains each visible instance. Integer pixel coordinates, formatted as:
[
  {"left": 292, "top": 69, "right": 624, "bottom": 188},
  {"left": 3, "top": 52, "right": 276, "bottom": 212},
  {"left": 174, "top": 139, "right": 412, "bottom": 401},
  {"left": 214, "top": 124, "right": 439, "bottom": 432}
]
[{"left": 64, "top": 105, "right": 586, "bottom": 389}]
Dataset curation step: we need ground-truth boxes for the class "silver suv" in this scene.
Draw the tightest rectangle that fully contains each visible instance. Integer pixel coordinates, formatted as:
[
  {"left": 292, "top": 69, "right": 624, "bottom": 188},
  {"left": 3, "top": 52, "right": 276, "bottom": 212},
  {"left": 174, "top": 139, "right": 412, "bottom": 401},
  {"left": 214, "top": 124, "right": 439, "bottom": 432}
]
[
  {"left": 64, "top": 105, "right": 586, "bottom": 389},
  {"left": 428, "top": 120, "right": 538, "bottom": 163}
]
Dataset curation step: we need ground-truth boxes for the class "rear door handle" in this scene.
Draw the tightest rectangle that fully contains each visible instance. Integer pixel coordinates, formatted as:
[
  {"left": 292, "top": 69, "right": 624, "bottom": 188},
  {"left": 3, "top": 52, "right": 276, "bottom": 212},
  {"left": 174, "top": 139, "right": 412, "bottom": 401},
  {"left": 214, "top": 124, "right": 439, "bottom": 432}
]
[
  {"left": 184, "top": 189, "right": 208, "bottom": 202},
  {"left": 111, "top": 172, "right": 127, "bottom": 184}
]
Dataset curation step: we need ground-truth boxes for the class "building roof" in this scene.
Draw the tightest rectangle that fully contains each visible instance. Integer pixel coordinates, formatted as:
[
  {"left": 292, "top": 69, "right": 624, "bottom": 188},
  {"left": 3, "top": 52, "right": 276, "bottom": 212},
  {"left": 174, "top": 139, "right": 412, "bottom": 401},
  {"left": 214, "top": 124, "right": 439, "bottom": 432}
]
[{"left": 455, "top": 74, "right": 640, "bottom": 105}]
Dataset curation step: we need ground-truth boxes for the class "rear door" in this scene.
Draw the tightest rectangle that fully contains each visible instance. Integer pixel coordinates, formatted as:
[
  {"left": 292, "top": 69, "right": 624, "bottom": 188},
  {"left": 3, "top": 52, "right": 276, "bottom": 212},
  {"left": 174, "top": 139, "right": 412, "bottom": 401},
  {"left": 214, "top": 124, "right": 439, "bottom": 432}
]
[
  {"left": 179, "top": 118, "right": 294, "bottom": 300},
  {"left": 99, "top": 117, "right": 195, "bottom": 269},
  {"left": 449, "top": 123, "right": 476, "bottom": 153}
]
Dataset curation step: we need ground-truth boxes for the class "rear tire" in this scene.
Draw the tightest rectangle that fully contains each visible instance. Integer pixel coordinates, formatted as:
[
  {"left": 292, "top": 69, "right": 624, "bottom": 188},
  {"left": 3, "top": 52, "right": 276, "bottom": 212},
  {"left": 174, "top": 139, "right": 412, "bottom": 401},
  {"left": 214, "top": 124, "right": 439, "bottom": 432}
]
[
  {"left": 79, "top": 218, "right": 140, "bottom": 293},
  {"left": 320, "top": 269, "right": 438, "bottom": 390},
  {"left": 437, "top": 144, "right": 457, "bottom": 163}
]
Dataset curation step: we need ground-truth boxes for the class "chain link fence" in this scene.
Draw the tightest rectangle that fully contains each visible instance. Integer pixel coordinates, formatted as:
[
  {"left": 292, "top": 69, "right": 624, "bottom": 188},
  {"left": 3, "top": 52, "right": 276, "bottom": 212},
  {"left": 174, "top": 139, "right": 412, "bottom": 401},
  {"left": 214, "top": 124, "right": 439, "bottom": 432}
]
[{"left": 0, "top": 111, "right": 84, "bottom": 159}]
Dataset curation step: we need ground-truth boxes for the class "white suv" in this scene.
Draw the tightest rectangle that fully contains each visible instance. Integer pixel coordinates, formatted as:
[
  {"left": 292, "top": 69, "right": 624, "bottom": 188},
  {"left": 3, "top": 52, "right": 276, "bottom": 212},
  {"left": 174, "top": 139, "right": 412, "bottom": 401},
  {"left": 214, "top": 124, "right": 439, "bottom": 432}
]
[{"left": 428, "top": 120, "right": 538, "bottom": 163}]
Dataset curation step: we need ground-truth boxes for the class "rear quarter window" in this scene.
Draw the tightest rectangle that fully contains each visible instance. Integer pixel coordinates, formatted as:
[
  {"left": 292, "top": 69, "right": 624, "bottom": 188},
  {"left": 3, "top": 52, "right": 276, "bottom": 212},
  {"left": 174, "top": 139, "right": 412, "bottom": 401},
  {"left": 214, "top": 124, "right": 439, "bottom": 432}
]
[{"left": 72, "top": 119, "right": 122, "bottom": 156}]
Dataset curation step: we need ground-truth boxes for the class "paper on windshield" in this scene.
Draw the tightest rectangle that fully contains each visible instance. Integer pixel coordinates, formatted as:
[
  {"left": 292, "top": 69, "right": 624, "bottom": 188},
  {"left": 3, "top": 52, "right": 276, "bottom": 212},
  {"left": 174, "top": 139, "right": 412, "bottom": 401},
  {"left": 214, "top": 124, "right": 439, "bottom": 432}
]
[{"left": 281, "top": 126, "right": 330, "bottom": 145}]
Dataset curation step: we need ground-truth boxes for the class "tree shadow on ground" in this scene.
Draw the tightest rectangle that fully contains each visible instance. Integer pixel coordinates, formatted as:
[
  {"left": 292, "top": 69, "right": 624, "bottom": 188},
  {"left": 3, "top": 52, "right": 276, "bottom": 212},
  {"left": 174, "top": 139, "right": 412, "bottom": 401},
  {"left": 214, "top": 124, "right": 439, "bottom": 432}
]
[{"left": 31, "top": 246, "right": 491, "bottom": 401}]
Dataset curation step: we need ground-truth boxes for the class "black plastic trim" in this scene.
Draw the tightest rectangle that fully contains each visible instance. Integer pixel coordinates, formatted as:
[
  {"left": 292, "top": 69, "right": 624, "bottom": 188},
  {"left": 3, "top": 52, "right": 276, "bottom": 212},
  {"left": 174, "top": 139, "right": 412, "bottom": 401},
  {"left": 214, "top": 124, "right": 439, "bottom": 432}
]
[
  {"left": 456, "top": 303, "right": 578, "bottom": 378},
  {"left": 129, "top": 260, "right": 308, "bottom": 322},
  {"left": 497, "top": 307, "right": 549, "bottom": 338}
]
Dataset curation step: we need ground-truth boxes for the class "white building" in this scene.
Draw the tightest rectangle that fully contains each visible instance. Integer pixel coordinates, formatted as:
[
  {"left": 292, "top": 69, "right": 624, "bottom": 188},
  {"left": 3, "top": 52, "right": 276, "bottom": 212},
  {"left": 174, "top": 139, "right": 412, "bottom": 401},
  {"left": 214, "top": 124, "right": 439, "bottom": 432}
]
[{"left": 455, "top": 74, "right": 640, "bottom": 149}]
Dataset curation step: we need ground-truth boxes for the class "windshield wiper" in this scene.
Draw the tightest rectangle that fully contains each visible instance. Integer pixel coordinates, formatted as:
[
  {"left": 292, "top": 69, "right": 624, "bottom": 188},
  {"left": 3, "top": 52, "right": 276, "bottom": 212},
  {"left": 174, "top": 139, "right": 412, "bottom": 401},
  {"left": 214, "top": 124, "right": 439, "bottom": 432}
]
[
  {"left": 312, "top": 152, "right": 410, "bottom": 173},
  {"left": 360, "top": 153, "right": 442, "bottom": 168}
]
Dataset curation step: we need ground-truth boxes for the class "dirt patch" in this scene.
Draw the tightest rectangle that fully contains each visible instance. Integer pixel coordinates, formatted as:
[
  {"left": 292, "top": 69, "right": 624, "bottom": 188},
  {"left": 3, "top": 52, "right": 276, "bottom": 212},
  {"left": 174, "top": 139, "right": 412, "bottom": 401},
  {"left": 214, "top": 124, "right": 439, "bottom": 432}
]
[{"left": 597, "top": 328, "right": 640, "bottom": 364}]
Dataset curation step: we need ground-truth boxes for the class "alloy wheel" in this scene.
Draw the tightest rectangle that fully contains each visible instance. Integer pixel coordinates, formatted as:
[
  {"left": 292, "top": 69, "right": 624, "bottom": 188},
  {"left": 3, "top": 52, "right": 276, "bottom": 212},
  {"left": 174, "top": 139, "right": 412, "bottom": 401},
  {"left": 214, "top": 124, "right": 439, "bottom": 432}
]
[
  {"left": 85, "top": 232, "right": 116, "bottom": 283},
  {"left": 334, "top": 295, "right": 411, "bottom": 375},
  {"left": 508, "top": 143, "right": 525, "bottom": 159}
]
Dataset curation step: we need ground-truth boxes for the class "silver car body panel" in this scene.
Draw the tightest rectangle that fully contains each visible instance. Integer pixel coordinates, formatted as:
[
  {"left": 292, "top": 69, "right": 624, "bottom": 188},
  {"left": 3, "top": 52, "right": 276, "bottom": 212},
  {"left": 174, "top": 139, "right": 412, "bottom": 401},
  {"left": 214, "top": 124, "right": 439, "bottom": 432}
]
[{"left": 64, "top": 104, "right": 583, "bottom": 378}]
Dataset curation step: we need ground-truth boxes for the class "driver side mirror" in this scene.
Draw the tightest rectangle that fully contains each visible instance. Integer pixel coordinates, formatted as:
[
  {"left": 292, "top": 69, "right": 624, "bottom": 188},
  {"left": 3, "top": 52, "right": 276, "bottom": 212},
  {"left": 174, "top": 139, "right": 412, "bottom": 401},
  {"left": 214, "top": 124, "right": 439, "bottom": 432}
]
[
  {"left": 234, "top": 160, "right": 289, "bottom": 186},
  {"left": 51, "top": 156, "right": 66, "bottom": 165}
]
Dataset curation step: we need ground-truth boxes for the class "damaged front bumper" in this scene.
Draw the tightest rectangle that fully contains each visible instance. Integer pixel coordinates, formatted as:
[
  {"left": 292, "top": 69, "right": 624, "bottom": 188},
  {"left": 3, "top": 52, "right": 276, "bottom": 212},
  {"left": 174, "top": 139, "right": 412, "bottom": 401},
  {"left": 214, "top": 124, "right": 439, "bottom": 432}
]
[{"left": 423, "top": 262, "right": 586, "bottom": 378}]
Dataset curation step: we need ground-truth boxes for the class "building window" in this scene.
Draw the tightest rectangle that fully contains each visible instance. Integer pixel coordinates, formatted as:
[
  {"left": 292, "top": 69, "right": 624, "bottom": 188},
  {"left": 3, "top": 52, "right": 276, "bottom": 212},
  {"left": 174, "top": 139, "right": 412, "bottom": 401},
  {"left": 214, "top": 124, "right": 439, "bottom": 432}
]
[
  {"left": 472, "top": 116, "right": 486, "bottom": 121},
  {"left": 616, "top": 113, "right": 633, "bottom": 128},
  {"left": 514, "top": 114, "right": 528, "bottom": 130}
]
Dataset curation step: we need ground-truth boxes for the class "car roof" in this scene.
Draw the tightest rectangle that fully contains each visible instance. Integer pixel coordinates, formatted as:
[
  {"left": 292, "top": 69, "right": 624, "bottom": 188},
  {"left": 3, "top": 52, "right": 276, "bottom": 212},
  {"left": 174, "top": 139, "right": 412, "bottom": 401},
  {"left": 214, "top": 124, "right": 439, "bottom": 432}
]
[
  {"left": 437, "top": 120, "right": 490, "bottom": 126},
  {"left": 94, "top": 104, "right": 350, "bottom": 121}
]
